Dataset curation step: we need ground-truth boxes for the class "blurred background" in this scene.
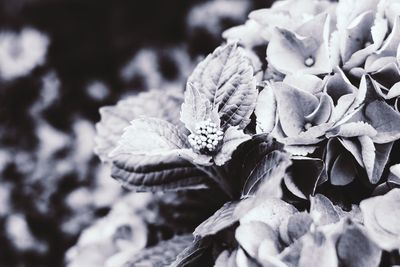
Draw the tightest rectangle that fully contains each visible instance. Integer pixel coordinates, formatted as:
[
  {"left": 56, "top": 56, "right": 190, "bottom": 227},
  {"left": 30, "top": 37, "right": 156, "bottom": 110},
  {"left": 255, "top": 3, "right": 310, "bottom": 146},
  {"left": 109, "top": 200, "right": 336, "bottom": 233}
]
[{"left": 0, "top": 0, "right": 270, "bottom": 266}]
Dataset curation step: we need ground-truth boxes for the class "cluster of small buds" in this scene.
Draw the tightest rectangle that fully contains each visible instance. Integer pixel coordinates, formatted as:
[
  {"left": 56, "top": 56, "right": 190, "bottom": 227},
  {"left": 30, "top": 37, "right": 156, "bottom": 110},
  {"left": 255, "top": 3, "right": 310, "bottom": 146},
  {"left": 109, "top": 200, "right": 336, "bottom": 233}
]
[{"left": 188, "top": 119, "right": 224, "bottom": 154}]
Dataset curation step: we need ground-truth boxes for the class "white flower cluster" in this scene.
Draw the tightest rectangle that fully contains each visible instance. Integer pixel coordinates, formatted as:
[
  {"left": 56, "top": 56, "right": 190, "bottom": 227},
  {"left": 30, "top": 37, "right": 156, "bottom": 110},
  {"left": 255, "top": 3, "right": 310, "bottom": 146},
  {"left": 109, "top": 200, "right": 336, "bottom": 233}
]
[{"left": 188, "top": 119, "right": 224, "bottom": 153}]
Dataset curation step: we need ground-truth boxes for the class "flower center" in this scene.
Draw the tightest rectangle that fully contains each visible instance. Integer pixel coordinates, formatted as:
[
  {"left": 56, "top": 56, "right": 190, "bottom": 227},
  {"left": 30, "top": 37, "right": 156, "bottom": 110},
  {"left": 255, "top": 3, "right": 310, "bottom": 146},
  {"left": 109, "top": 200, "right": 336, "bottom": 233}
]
[
  {"left": 304, "top": 56, "right": 315, "bottom": 67},
  {"left": 364, "top": 41, "right": 372, "bottom": 48},
  {"left": 188, "top": 119, "right": 224, "bottom": 154},
  {"left": 304, "top": 122, "right": 313, "bottom": 130}
]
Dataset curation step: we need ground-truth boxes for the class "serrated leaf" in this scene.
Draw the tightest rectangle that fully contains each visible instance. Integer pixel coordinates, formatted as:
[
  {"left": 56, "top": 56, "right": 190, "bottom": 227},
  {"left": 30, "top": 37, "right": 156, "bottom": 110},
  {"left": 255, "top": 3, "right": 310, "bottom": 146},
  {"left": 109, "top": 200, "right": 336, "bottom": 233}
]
[
  {"left": 180, "top": 83, "right": 217, "bottom": 133},
  {"left": 193, "top": 201, "right": 238, "bottom": 238},
  {"left": 214, "top": 126, "right": 251, "bottom": 166},
  {"left": 111, "top": 154, "right": 212, "bottom": 192},
  {"left": 123, "top": 235, "right": 193, "bottom": 267},
  {"left": 110, "top": 118, "right": 189, "bottom": 157},
  {"left": 242, "top": 150, "right": 291, "bottom": 198},
  {"left": 94, "top": 89, "right": 183, "bottom": 162},
  {"left": 187, "top": 42, "right": 257, "bottom": 129}
]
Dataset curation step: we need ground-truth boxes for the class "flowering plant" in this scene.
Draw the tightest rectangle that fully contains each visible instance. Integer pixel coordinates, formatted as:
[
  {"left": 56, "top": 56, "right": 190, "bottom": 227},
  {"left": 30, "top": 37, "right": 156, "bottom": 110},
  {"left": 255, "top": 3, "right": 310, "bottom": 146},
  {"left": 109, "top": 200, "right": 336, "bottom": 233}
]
[{"left": 94, "top": 0, "right": 400, "bottom": 266}]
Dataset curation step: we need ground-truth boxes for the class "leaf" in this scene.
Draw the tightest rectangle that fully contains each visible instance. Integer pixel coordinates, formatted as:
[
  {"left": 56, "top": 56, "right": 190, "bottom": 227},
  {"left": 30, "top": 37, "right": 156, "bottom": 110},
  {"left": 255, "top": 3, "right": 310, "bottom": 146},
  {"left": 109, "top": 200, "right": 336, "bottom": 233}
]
[
  {"left": 124, "top": 235, "right": 194, "bottom": 267},
  {"left": 193, "top": 201, "right": 238, "bottom": 238},
  {"left": 155, "top": 188, "right": 229, "bottom": 231},
  {"left": 170, "top": 237, "right": 213, "bottom": 267},
  {"left": 110, "top": 118, "right": 189, "bottom": 157},
  {"left": 364, "top": 100, "right": 400, "bottom": 143},
  {"left": 111, "top": 154, "right": 212, "bottom": 191},
  {"left": 180, "top": 83, "right": 217, "bottom": 133},
  {"left": 242, "top": 150, "right": 291, "bottom": 198},
  {"left": 187, "top": 42, "right": 257, "bottom": 129},
  {"left": 336, "top": 221, "right": 382, "bottom": 267},
  {"left": 94, "top": 89, "right": 183, "bottom": 162},
  {"left": 239, "top": 134, "right": 285, "bottom": 181},
  {"left": 284, "top": 157, "right": 326, "bottom": 199},
  {"left": 255, "top": 84, "right": 277, "bottom": 134},
  {"left": 214, "top": 126, "right": 251, "bottom": 166},
  {"left": 225, "top": 134, "right": 285, "bottom": 193}
]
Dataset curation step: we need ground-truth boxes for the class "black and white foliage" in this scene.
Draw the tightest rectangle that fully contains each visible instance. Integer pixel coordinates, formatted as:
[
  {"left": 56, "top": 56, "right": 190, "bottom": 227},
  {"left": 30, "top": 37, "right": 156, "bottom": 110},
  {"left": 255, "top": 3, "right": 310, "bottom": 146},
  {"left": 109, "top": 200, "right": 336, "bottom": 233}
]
[{"left": 91, "top": 0, "right": 400, "bottom": 266}]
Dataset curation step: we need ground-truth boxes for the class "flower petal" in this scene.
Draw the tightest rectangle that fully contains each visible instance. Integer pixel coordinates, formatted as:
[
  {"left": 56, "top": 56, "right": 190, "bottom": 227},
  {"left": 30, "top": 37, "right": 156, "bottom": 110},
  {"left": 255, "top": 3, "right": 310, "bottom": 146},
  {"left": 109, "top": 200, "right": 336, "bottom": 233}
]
[
  {"left": 273, "top": 82, "right": 319, "bottom": 136},
  {"left": 267, "top": 13, "right": 332, "bottom": 75}
]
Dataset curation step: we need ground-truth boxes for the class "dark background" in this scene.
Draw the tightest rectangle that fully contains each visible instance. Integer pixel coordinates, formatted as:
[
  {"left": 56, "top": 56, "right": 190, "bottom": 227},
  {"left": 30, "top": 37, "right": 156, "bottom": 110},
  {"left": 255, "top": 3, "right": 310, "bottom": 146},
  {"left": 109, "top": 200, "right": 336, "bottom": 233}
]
[{"left": 0, "top": 0, "right": 268, "bottom": 266}]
